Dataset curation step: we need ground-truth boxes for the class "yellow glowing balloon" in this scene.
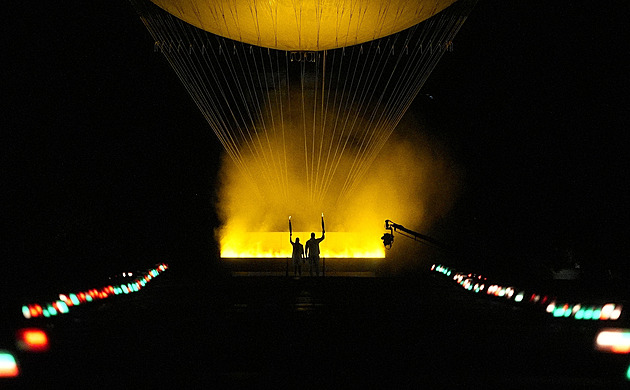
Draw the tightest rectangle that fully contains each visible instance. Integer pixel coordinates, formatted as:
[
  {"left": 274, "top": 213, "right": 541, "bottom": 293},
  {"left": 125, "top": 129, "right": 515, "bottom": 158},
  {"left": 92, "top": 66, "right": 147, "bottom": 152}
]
[{"left": 148, "top": 0, "right": 458, "bottom": 51}]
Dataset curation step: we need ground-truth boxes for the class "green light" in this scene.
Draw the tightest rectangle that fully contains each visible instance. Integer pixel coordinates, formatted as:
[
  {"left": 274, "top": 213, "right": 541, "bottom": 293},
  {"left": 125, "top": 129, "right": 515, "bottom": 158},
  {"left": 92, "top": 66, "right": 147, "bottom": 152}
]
[
  {"left": 575, "top": 309, "right": 585, "bottom": 320},
  {"left": 564, "top": 308, "right": 572, "bottom": 318},
  {"left": 592, "top": 309, "right": 602, "bottom": 320},
  {"left": 85, "top": 294, "right": 93, "bottom": 302},
  {"left": 47, "top": 304, "right": 57, "bottom": 316},
  {"left": 69, "top": 294, "right": 80, "bottom": 306},
  {"left": 553, "top": 308, "right": 565, "bottom": 317},
  {"left": 447, "top": 271, "right": 452, "bottom": 276},
  {"left": 22, "top": 306, "right": 31, "bottom": 319},
  {"left": 42, "top": 309, "right": 50, "bottom": 318},
  {"left": 122, "top": 285, "right": 129, "bottom": 294},
  {"left": 626, "top": 363, "right": 630, "bottom": 381},
  {"left": 584, "top": 308, "right": 594, "bottom": 320}
]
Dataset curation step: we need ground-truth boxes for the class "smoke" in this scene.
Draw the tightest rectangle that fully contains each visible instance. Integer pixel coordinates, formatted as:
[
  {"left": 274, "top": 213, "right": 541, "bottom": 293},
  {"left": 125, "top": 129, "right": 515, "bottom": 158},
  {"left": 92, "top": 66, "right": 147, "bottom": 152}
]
[{"left": 214, "top": 97, "right": 461, "bottom": 266}]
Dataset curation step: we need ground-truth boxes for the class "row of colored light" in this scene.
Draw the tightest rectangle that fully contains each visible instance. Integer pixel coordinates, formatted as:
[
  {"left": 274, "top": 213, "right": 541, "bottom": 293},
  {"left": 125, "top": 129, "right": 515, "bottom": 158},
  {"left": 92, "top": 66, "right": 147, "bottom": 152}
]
[
  {"left": 2, "top": 264, "right": 169, "bottom": 378},
  {"left": 546, "top": 302, "right": 622, "bottom": 321},
  {"left": 21, "top": 263, "right": 168, "bottom": 319},
  {"left": 430, "top": 264, "right": 623, "bottom": 322},
  {"left": 430, "top": 264, "right": 630, "bottom": 382}
]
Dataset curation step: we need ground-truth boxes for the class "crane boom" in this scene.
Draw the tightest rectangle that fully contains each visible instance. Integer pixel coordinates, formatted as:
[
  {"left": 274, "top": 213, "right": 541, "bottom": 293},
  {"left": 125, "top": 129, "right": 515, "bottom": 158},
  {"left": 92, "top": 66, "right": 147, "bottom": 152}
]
[{"left": 382, "top": 220, "right": 447, "bottom": 251}]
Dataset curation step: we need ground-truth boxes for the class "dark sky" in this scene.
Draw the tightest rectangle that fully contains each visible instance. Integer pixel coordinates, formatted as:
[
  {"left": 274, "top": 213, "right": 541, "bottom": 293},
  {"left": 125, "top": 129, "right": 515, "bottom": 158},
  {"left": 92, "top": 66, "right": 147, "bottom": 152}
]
[
  {"left": 424, "top": 0, "right": 629, "bottom": 274},
  {"left": 2, "top": 1, "right": 629, "bottom": 294}
]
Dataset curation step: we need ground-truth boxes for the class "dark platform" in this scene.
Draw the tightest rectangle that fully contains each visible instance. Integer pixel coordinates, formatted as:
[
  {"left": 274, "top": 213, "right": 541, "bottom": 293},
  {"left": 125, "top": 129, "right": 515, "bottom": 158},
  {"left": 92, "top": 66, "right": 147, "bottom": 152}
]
[
  {"left": 5, "top": 267, "right": 630, "bottom": 388},
  {"left": 222, "top": 257, "right": 384, "bottom": 277}
]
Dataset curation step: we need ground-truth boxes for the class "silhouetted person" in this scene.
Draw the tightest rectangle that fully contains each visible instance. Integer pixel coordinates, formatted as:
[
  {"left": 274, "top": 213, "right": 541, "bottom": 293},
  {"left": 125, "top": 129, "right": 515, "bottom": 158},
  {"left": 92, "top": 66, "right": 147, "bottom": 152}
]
[
  {"left": 290, "top": 235, "right": 304, "bottom": 277},
  {"left": 305, "top": 229, "right": 325, "bottom": 276}
]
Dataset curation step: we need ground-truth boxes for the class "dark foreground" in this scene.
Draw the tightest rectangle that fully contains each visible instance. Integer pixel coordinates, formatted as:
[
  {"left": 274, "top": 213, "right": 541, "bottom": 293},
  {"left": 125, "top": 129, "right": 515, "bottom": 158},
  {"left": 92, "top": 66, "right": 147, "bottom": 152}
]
[{"left": 4, "top": 267, "right": 630, "bottom": 388}]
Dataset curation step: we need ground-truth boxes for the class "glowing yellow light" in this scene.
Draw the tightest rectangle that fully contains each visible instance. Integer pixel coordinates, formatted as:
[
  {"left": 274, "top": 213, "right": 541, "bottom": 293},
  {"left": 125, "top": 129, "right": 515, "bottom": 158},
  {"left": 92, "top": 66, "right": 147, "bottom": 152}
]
[
  {"left": 214, "top": 94, "right": 460, "bottom": 265},
  {"left": 221, "top": 232, "right": 385, "bottom": 258},
  {"left": 149, "top": 0, "right": 458, "bottom": 51},
  {"left": 16, "top": 328, "right": 50, "bottom": 353}
]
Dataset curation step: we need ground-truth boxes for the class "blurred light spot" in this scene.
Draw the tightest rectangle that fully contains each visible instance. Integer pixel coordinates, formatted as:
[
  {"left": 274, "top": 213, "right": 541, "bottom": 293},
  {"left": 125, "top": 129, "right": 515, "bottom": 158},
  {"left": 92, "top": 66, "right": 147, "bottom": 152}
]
[
  {"left": 595, "top": 328, "right": 630, "bottom": 354},
  {"left": 55, "top": 301, "right": 69, "bottom": 314},
  {"left": 16, "top": 328, "right": 49, "bottom": 353},
  {"left": 0, "top": 350, "right": 19, "bottom": 377},
  {"left": 69, "top": 294, "right": 80, "bottom": 306},
  {"left": 611, "top": 306, "right": 622, "bottom": 321}
]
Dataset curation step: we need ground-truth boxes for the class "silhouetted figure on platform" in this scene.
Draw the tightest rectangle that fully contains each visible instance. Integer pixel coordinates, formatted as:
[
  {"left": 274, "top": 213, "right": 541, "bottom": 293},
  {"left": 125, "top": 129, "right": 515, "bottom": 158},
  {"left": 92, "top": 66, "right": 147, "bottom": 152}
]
[
  {"left": 290, "top": 235, "right": 304, "bottom": 277},
  {"left": 305, "top": 230, "right": 325, "bottom": 276}
]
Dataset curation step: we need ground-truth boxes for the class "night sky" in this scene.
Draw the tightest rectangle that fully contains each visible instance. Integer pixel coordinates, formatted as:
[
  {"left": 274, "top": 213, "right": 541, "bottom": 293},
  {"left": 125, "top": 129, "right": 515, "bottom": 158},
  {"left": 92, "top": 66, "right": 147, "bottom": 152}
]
[{"left": 3, "top": 1, "right": 629, "bottom": 297}]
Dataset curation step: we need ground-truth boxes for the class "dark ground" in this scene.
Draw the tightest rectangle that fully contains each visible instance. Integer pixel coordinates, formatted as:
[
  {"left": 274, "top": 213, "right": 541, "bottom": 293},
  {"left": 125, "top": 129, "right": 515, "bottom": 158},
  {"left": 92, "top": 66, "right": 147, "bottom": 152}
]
[{"left": 4, "top": 263, "right": 630, "bottom": 389}]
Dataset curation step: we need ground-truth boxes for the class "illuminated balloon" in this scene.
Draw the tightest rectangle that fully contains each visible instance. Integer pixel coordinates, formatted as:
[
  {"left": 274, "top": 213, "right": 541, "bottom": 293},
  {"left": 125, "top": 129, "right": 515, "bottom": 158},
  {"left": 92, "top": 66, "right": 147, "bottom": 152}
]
[
  {"left": 148, "top": 0, "right": 459, "bottom": 51},
  {"left": 131, "top": 0, "right": 476, "bottom": 258}
]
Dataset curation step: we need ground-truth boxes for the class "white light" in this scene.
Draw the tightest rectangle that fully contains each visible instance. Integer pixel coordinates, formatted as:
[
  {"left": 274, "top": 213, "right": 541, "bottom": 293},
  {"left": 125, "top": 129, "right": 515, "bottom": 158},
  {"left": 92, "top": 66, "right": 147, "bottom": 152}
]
[
  {"left": 595, "top": 328, "right": 630, "bottom": 353},
  {"left": 611, "top": 307, "right": 623, "bottom": 321},
  {"left": 601, "top": 303, "right": 615, "bottom": 320}
]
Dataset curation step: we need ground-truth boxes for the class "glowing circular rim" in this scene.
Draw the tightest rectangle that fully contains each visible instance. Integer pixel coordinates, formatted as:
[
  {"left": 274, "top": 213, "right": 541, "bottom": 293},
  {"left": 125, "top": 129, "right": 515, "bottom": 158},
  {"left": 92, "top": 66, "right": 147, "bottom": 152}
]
[{"left": 148, "top": 0, "right": 459, "bottom": 51}]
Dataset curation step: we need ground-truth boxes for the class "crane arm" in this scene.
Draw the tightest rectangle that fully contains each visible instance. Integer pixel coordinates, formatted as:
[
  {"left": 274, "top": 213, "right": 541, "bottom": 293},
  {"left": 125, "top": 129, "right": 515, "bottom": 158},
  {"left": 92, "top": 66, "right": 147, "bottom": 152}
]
[{"left": 383, "top": 220, "right": 447, "bottom": 251}]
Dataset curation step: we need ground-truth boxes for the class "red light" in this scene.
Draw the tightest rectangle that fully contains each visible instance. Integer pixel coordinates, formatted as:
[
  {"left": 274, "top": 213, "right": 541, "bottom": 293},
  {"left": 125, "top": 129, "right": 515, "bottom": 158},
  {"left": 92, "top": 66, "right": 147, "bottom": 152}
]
[
  {"left": 29, "top": 305, "right": 39, "bottom": 317},
  {"left": 16, "top": 328, "right": 49, "bottom": 353}
]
